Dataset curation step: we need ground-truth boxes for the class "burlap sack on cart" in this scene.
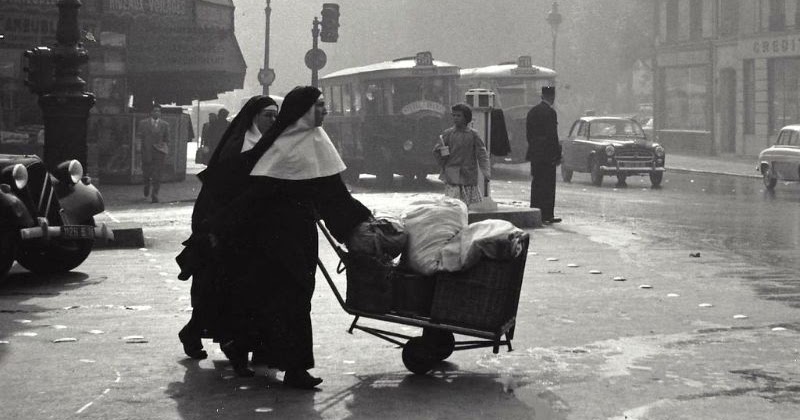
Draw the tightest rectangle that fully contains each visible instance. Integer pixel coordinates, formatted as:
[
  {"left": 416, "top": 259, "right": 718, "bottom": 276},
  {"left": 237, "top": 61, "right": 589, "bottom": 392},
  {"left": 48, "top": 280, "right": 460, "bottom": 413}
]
[
  {"left": 400, "top": 197, "right": 468, "bottom": 275},
  {"left": 345, "top": 216, "right": 407, "bottom": 262},
  {"left": 440, "top": 219, "right": 525, "bottom": 272}
]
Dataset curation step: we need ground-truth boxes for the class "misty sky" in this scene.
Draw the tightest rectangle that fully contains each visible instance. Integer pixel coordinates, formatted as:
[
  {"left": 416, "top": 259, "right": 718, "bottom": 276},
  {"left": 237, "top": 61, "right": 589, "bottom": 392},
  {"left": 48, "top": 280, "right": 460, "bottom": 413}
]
[{"left": 227, "top": 0, "right": 561, "bottom": 101}]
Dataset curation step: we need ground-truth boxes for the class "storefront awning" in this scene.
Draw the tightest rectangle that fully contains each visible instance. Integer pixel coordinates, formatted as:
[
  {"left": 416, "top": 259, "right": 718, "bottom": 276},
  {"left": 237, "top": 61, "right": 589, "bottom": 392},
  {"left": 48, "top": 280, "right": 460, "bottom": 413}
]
[{"left": 127, "top": 26, "right": 246, "bottom": 104}]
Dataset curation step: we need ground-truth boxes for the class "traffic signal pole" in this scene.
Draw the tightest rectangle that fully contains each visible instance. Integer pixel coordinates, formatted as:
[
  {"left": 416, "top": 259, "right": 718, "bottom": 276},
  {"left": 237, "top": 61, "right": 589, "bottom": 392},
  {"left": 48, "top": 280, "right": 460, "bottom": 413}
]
[{"left": 311, "top": 17, "right": 321, "bottom": 87}]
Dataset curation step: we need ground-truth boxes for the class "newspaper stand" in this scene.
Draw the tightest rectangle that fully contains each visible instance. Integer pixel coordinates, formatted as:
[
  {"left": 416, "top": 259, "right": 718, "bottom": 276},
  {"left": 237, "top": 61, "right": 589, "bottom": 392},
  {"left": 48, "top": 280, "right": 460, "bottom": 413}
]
[{"left": 316, "top": 220, "right": 530, "bottom": 375}]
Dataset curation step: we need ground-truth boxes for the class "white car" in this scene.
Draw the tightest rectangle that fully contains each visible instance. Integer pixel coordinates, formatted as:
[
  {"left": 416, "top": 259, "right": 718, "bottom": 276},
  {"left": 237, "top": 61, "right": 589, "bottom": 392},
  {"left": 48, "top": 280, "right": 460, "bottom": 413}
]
[{"left": 759, "top": 125, "right": 800, "bottom": 190}]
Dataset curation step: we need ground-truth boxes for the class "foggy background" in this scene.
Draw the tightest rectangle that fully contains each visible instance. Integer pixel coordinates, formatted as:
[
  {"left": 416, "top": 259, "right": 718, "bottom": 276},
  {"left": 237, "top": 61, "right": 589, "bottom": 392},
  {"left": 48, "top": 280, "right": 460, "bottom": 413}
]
[{"left": 221, "top": 0, "right": 653, "bottom": 120}]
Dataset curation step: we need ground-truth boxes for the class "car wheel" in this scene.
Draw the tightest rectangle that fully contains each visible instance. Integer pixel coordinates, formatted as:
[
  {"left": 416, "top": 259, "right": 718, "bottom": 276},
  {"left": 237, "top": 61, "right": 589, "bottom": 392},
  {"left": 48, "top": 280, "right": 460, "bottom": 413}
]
[
  {"left": 762, "top": 168, "right": 777, "bottom": 190},
  {"left": 561, "top": 165, "right": 573, "bottom": 182},
  {"left": 16, "top": 217, "right": 95, "bottom": 275},
  {"left": 650, "top": 172, "right": 664, "bottom": 188},
  {"left": 590, "top": 158, "right": 604, "bottom": 186},
  {"left": 0, "top": 229, "right": 18, "bottom": 282}
]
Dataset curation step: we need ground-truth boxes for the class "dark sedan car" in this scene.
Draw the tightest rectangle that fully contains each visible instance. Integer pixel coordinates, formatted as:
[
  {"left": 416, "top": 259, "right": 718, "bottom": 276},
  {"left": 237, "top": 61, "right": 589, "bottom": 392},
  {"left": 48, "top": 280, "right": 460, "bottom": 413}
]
[
  {"left": 560, "top": 117, "right": 666, "bottom": 187},
  {"left": 1, "top": 154, "right": 113, "bottom": 281}
]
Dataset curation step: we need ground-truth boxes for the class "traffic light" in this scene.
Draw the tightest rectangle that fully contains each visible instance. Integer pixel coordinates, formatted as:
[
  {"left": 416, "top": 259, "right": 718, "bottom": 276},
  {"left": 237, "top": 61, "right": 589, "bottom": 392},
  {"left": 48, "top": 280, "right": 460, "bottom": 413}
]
[
  {"left": 22, "top": 47, "right": 55, "bottom": 95},
  {"left": 320, "top": 3, "right": 340, "bottom": 43}
]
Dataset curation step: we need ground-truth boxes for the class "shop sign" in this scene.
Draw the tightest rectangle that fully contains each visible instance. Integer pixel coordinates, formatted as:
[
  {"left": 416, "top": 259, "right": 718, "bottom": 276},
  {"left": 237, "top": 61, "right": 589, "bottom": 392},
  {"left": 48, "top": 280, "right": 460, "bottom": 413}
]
[
  {"left": 656, "top": 50, "right": 708, "bottom": 67},
  {"left": 104, "top": 0, "right": 190, "bottom": 16},
  {"left": 740, "top": 35, "right": 800, "bottom": 59},
  {"left": 196, "top": 1, "right": 232, "bottom": 30},
  {"left": 0, "top": 0, "right": 98, "bottom": 12},
  {"left": 0, "top": 12, "right": 98, "bottom": 48}
]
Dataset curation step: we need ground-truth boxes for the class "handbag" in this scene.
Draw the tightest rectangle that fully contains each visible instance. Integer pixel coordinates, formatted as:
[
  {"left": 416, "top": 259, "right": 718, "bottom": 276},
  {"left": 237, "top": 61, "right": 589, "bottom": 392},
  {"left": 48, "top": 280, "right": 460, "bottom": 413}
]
[{"left": 195, "top": 145, "right": 210, "bottom": 165}]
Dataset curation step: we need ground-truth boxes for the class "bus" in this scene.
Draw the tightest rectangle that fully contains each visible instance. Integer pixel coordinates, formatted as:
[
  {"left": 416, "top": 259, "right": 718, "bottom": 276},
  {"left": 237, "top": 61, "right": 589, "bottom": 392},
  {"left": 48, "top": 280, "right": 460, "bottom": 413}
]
[
  {"left": 458, "top": 56, "right": 556, "bottom": 163},
  {"left": 319, "top": 51, "right": 461, "bottom": 187}
]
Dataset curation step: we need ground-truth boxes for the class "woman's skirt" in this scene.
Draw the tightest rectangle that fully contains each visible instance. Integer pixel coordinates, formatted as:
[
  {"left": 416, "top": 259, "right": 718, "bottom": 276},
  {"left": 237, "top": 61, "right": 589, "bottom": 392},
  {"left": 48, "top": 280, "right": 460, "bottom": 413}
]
[{"left": 444, "top": 184, "right": 482, "bottom": 206}]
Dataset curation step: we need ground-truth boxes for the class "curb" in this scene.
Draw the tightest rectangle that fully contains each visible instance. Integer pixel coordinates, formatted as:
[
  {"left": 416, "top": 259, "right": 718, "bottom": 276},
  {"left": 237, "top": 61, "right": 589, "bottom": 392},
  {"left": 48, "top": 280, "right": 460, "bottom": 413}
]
[
  {"left": 665, "top": 166, "right": 760, "bottom": 179},
  {"left": 94, "top": 226, "right": 145, "bottom": 249}
]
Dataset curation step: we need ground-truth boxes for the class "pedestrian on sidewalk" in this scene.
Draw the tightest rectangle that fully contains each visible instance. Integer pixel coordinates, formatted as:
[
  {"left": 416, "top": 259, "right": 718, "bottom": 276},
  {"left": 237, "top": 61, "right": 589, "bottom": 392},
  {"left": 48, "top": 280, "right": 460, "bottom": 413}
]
[
  {"left": 433, "top": 103, "right": 491, "bottom": 206},
  {"left": 526, "top": 86, "right": 562, "bottom": 224},
  {"left": 137, "top": 104, "right": 170, "bottom": 203}
]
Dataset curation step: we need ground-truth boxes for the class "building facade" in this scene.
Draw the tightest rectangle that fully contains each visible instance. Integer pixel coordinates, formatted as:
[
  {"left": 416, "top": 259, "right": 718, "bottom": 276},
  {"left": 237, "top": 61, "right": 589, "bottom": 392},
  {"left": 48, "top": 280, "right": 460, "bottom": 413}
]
[
  {"left": 0, "top": 0, "right": 245, "bottom": 134},
  {"left": 654, "top": 0, "right": 800, "bottom": 156}
]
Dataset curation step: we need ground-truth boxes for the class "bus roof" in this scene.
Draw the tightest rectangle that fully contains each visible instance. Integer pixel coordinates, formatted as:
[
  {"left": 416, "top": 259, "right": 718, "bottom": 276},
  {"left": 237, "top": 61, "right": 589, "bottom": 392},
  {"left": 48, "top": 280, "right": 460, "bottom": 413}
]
[
  {"left": 460, "top": 62, "right": 556, "bottom": 79},
  {"left": 321, "top": 57, "right": 460, "bottom": 80}
]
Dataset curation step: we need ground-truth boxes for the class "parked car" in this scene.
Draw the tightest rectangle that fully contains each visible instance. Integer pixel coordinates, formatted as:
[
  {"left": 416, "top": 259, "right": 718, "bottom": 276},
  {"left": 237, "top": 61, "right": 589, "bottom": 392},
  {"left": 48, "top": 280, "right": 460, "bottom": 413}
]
[
  {"left": 758, "top": 125, "right": 800, "bottom": 190},
  {"left": 560, "top": 116, "right": 666, "bottom": 187},
  {"left": 0, "top": 154, "right": 113, "bottom": 281}
]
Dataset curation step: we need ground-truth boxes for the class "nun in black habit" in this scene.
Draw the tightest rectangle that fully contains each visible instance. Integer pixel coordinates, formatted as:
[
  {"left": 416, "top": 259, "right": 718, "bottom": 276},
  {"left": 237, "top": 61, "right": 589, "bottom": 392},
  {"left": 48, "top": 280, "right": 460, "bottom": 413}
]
[
  {"left": 183, "top": 87, "right": 372, "bottom": 389},
  {"left": 177, "top": 95, "right": 278, "bottom": 360}
]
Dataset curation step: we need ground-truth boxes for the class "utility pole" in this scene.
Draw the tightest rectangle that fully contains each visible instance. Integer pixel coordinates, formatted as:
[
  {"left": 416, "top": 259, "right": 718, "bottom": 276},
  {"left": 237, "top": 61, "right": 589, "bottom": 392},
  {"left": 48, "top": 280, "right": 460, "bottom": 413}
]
[{"left": 260, "top": 0, "right": 275, "bottom": 95}]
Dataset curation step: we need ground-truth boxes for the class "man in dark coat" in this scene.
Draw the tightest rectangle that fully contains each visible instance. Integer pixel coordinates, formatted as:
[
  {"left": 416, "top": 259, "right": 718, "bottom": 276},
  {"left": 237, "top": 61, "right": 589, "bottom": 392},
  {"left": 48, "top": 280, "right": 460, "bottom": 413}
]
[
  {"left": 137, "top": 105, "right": 170, "bottom": 203},
  {"left": 526, "top": 86, "right": 562, "bottom": 224}
]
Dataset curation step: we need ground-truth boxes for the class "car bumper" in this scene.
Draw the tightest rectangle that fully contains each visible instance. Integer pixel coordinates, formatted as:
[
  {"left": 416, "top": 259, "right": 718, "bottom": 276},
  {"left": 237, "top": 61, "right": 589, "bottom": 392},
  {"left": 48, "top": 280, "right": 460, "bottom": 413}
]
[
  {"left": 19, "top": 217, "right": 114, "bottom": 242},
  {"left": 599, "top": 166, "right": 666, "bottom": 173}
]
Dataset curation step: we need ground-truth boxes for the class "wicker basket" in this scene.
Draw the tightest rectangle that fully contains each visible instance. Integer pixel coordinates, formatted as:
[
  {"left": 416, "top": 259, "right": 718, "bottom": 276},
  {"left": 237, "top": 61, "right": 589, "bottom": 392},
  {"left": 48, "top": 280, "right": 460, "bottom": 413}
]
[
  {"left": 390, "top": 270, "right": 436, "bottom": 317},
  {"left": 430, "top": 233, "right": 529, "bottom": 331},
  {"left": 344, "top": 253, "right": 394, "bottom": 314}
]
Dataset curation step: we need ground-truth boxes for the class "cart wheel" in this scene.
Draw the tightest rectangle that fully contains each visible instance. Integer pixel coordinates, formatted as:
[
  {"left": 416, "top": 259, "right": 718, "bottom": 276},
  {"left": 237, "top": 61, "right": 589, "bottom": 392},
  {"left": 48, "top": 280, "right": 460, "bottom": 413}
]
[
  {"left": 402, "top": 337, "right": 437, "bottom": 375},
  {"left": 422, "top": 328, "right": 455, "bottom": 361}
]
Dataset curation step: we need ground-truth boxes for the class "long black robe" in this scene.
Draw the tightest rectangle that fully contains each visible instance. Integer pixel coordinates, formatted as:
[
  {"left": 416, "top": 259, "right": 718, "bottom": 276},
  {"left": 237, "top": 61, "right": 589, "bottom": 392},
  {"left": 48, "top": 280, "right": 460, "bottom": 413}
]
[{"left": 207, "top": 174, "right": 370, "bottom": 370}]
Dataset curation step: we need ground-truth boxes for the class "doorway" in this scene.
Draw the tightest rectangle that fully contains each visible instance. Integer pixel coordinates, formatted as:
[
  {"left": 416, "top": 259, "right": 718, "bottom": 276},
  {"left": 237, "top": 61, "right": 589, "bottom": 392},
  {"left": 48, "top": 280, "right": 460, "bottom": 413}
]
[{"left": 719, "top": 68, "right": 737, "bottom": 153}]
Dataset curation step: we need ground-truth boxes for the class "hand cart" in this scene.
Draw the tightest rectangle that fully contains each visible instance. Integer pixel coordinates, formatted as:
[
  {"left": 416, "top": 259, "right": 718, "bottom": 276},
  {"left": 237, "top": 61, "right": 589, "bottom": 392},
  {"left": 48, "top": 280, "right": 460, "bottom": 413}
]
[{"left": 316, "top": 220, "right": 530, "bottom": 375}]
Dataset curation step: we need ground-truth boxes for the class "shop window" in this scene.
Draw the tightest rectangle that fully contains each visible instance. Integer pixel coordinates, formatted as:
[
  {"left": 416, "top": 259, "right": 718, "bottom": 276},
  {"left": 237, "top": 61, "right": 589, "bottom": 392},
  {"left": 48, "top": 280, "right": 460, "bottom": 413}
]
[
  {"left": 743, "top": 60, "right": 755, "bottom": 135},
  {"left": 770, "top": 0, "right": 786, "bottom": 31},
  {"left": 663, "top": 66, "right": 708, "bottom": 130},
  {"left": 720, "top": 0, "right": 740, "bottom": 36},
  {"left": 665, "top": 0, "right": 679, "bottom": 42},
  {"left": 768, "top": 58, "right": 800, "bottom": 135},
  {"left": 690, "top": 0, "right": 703, "bottom": 39}
]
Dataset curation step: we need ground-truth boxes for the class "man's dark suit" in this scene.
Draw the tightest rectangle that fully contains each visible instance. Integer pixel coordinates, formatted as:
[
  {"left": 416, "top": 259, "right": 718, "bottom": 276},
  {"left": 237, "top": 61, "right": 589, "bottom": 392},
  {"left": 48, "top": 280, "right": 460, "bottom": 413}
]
[
  {"left": 137, "top": 117, "right": 170, "bottom": 201},
  {"left": 525, "top": 100, "right": 561, "bottom": 221}
]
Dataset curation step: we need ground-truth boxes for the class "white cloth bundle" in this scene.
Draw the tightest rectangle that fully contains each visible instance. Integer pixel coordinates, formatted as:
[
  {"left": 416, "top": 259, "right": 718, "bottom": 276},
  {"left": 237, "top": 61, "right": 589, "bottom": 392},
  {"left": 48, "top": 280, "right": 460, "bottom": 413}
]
[{"left": 400, "top": 197, "right": 468, "bottom": 275}]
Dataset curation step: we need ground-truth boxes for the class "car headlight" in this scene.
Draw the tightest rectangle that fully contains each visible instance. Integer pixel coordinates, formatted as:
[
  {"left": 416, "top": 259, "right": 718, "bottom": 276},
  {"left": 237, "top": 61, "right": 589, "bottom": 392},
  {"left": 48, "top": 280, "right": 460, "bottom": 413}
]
[
  {"left": 55, "top": 159, "right": 84, "bottom": 185},
  {"left": 605, "top": 145, "right": 615, "bottom": 156},
  {"left": 11, "top": 164, "right": 29, "bottom": 189},
  {"left": 403, "top": 140, "right": 414, "bottom": 151},
  {"left": 654, "top": 145, "right": 665, "bottom": 156}
]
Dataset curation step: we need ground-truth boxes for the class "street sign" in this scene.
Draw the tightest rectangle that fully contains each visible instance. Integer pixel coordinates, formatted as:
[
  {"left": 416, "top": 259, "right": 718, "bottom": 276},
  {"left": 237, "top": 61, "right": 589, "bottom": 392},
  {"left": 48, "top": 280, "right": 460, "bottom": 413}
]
[
  {"left": 305, "top": 48, "right": 327, "bottom": 71},
  {"left": 258, "top": 68, "right": 276, "bottom": 86}
]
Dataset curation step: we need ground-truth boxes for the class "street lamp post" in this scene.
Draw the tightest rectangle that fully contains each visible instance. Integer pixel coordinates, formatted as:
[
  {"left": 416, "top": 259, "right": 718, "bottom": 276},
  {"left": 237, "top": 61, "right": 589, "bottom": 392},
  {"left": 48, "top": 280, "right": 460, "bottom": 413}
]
[
  {"left": 546, "top": 1, "right": 562, "bottom": 70},
  {"left": 39, "top": 0, "right": 95, "bottom": 173},
  {"left": 261, "top": 0, "right": 273, "bottom": 96}
]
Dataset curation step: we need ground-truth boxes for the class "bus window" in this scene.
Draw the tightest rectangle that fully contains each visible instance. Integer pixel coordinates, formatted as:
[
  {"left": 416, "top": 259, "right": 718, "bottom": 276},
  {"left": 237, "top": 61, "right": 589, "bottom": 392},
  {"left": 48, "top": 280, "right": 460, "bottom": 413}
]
[
  {"left": 331, "top": 85, "right": 343, "bottom": 114},
  {"left": 392, "top": 78, "right": 422, "bottom": 109},
  {"left": 362, "top": 83, "right": 384, "bottom": 115},
  {"left": 342, "top": 84, "right": 352, "bottom": 114}
]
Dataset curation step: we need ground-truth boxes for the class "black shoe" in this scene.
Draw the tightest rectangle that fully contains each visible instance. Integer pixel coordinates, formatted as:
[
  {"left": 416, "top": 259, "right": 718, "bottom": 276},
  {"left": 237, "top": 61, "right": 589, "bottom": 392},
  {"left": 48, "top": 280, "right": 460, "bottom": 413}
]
[
  {"left": 151, "top": 196, "right": 159, "bottom": 204},
  {"left": 178, "top": 330, "right": 207, "bottom": 360},
  {"left": 547, "top": 217, "right": 562, "bottom": 224},
  {"left": 283, "top": 370, "right": 323, "bottom": 389},
  {"left": 221, "top": 341, "right": 255, "bottom": 377}
]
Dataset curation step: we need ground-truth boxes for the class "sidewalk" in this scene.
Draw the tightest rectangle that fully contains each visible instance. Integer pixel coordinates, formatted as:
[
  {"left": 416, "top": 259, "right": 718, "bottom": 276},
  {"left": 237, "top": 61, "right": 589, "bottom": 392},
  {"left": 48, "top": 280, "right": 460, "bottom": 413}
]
[{"left": 97, "top": 143, "right": 762, "bottom": 208}]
